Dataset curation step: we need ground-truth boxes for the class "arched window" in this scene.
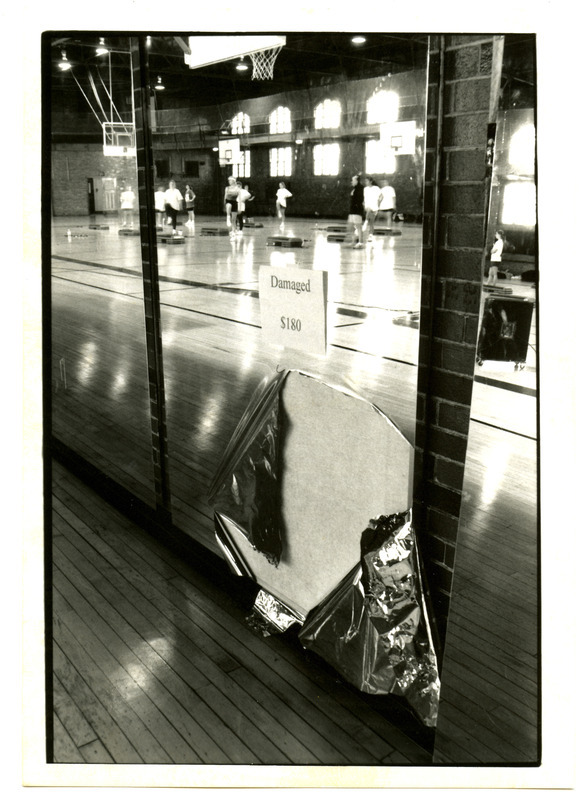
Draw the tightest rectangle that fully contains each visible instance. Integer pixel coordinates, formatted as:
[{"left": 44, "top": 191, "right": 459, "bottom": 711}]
[
  {"left": 231, "top": 112, "right": 250, "bottom": 135},
  {"left": 366, "top": 90, "right": 399, "bottom": 125},
  {"left": 314, "top": 99, "right": 341, "bottom": 130},
  {"left": 269, "top": 106, "right": 291, "bottom": 134}
]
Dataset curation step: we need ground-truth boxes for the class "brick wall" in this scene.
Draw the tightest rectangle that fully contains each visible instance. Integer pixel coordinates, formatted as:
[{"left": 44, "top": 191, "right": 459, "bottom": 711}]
[{"left": 414, "top": 35, "right": 500, "bottom": 652}]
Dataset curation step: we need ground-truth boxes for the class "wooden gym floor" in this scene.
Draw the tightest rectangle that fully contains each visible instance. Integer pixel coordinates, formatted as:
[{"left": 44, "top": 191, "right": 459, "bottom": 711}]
[{"left": 49, "top": 212, "right": 538, "bottom": 766}]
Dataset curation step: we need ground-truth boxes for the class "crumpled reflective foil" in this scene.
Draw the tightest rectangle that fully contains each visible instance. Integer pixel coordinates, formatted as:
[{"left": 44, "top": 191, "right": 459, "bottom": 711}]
[
  {"left": 298, "top": 512, "right": 441, "bottom": 727},
  {"left": 209, "top": 371, "right": 288, "bottom": 566},
  {"left": 246, "top": 589, "right": 305, "bottom": 637}
]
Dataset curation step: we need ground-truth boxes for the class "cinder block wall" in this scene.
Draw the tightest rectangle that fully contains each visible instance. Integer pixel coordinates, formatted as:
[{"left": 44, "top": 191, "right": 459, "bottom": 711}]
[{"left": 414, "top": 34, "right": 498, "bottom": 652}]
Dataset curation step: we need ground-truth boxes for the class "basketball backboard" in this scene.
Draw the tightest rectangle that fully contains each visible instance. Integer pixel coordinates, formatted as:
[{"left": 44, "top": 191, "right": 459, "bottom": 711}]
[{"left": 184, "top": 35, "right": 286, "bottom": 70}]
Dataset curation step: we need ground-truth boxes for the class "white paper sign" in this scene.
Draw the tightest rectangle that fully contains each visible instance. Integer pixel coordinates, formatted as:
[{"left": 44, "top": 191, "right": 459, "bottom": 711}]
[{"left": 259, "top": 265, "right": 328, "bottom": 356}]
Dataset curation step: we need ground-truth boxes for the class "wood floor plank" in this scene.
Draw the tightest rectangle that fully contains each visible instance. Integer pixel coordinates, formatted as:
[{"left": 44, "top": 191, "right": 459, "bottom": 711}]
[
  {"left": 53, "top": 641, "right": 145, "bottom": 764},
  {"left": 52, "top": 713, "right": 86, "bottom": 764},
  {"left": 53, "top": 674, "right": 97, "bottom": 749}
]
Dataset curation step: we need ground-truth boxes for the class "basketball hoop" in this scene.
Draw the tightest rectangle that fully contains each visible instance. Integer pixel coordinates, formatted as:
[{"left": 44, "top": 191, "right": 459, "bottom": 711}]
[{"left": 250, "top": 45, "right": 283, "bottom": 80}]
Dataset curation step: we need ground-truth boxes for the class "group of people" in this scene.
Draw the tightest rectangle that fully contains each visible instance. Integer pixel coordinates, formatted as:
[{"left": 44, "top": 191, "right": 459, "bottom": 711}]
[
  {"left": 224, "top": 177, "right": 256, "bottom": 238},
  {"left": 154, "top": 181, "right": 196, "bottom": 237},
  {"left": 348, "top": 175, "right": 396, "bottom": 249}
]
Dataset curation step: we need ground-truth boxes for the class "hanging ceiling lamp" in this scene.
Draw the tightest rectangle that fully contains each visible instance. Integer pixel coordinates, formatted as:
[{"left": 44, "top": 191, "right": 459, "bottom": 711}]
[
  {"left": 155, "top": 75, "right": 165, "bottom": 90},
  {"left": 236, "top": 57, "right": 248, "bottom": 72},
  {"left": 96, "top": 37, "right": 109, "bottom": 56},
  {"left": 58, "top": 50, "right": 72, "bottom": 71}
]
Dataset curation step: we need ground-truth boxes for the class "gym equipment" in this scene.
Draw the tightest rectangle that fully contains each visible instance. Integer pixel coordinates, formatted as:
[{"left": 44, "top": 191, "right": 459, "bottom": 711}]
[
  {"left": 201, "top": 227, "right": 230, "bottom": 236},
  {"left": 266, "top": 236, "right": 304, "bottom": 248}
]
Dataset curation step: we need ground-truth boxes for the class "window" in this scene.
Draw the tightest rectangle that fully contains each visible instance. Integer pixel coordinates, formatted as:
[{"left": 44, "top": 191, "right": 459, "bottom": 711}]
[
  {"left": 183, "top": 160, "right": 200, "bottom": 178},
  {"left": 501, "top": 181, "right": 536, "bottom": 227},
  {"left": 313, "top": 143, "right": 340, "bottom": 176},
  {"left": 270, "top": 146, "right": 292, "bottom": 177},
  {"left": 155, "top": 159, "right": 170, "bottom": 179},
  {"left": 269, "top": 106, "right": 291, "bottom": 134},
  {"left": 231, "top": 112, "right": 250, "bottom": 134},
  {"left": 314, "top": 99, "right": 341, "bottom": 129},
  {"left": 365, "top": 139, "right": 396, "bottom": 175},
  {"left": 367, "top": 90, "right": 399, "bottom": 124},
  {"left": 233, "top": 150, "right": 251, "bottom": 179}
]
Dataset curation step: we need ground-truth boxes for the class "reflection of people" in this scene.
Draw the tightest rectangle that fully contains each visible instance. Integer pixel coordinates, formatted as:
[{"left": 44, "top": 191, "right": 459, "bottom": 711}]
[
  {"left": 184, "top": 184, "right": 196, "bottom": 228},
  {"left": 378, "top": 179, "right": 396, "bottom": 227},
  {"left": 486, "top": 229, "right": 505, "bottom": 286},
  {"left": 224, "top": 177, "right": 239, "bottom": 230},
  {"left": 154, "top": 186, "right": 166, "bottom": 228},
  {"left": 363, "top": 177, "right": 381, "bottom": 241},
  {"left": 120, "top": 185, "right": 135, "bottom": 227},
  {"left": 234, "top": 181, "right": 251, "bottom": 236},
  {"left": 348, "top": 175, "right": 365, "bottom": 248},
  {"left": 164, "top": 180, "right": 183, "bottom": 236},
  {"left": 276, "top": 181, "right": 292, "bottom": 230}
]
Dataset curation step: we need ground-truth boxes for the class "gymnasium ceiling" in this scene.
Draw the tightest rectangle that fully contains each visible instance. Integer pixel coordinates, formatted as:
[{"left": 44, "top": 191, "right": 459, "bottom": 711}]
[{"left": 47, "top": 32, "right": 535, "bottom": 116}]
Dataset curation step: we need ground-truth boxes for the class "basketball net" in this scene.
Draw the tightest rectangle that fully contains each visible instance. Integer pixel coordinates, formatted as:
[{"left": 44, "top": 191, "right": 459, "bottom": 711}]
[{"left": 250, "top": 45, "right": 283, "bottom": 80}]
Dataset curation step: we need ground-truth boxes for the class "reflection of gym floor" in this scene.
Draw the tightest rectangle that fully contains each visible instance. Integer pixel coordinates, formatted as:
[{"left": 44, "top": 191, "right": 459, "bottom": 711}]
[{"left": 50, "top": 213, "right": 538, "bottom": 764}]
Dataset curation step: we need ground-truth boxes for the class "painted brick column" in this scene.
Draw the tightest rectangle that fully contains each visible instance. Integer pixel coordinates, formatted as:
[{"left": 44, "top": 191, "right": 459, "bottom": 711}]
[
  {"left": 414, "top": 35, "right": 504, "bottom": 655},
  {"left": 130, "top": 37, "right": 172, "bottom": 521}
]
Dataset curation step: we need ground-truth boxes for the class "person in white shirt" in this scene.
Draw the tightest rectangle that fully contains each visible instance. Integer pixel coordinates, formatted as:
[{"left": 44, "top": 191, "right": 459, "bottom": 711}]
[
  {"left": 363, "top": 177, "right": 381, "bottom": 241},
  {"left": 164, "top": 180, "right": 183, "bottom": 236},
  {"left": 224, "top": 177, "right": 239, "bottom": 230},
  {"left": 378, "top": 180, "right": 397, "bottom": 228},
  {"left": 486, "top": 229, "right": 505, "bottom": 286},
  {"left": 275, "top": 182, "right": 292, "bottom": 230},
  {"left": 119, "top": 186, "right": 135, "bottom": 228},
  {"left": 234, "top": 181, "right": 251, "bottom": 237},
  {"left": 154, "top": 186, "right": 166, "bottom": 229}
]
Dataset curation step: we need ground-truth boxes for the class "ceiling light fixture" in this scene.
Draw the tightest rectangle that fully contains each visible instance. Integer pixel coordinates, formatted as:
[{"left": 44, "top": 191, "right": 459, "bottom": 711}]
[
  {"left": 146, "top": 36, "right": 152, "bottom": 47},
  {"left": 58, "top": 50, "right": 72, "bottom": 71},
  {"left": 236, "top": 58, "right": 248, "bottom": 72},
  {"left": 351, "top": 36, "right": 366, "bottom": 45},
  {"left": 155, "top": 75, "right": 165, "bottom": 90},
  {"left": 96, "top": 37, "right": 109, "bottom": 56}
]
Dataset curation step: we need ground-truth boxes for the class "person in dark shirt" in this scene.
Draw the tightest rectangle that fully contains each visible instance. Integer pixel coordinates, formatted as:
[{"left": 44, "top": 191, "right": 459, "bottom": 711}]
[{"left": 348, "top": 175, "right": 365, "bottom": 248}]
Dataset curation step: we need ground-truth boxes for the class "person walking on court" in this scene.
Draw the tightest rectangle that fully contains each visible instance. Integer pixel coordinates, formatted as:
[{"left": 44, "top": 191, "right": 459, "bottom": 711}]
[
  {"left": 348, "top": 174, "right": 365, "bottom": 248},
  {"left": 224, "top": 176, "right": 239, "bottom": 231},
  {"left": 276, "top": 181, "right": 292, "bottom": 230},
  {"left": 378, "top": 179, "right": 396, "bottom": 228},
  {"left": 154, "top": 186, "right": 166, "bottom": 229},
  {"left": 363, "top": 176, "right": 381, "bottom": 241},
  {"left": 164, "top": 179, "right": 183, "bottom": 236},
  {"left": 120, "top": 185, "right": 135, "bottom": 228},
  {"left": 486, "top": 229, "right": 506, "bottom": 286},
  {"left": 184, "top": 184, "right": 196, "bottom": 229},
  {"left": 234, "top": 181, "right": 251, "bottom": 237}
]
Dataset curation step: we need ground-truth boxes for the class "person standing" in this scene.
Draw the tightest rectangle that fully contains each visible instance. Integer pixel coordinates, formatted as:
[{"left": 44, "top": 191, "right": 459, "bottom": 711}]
[
  {"left": 275, "top": 181, "right": 292, "bottom": 230},
  {"left": 348, "top": 175, "right": 365, "bottom": 248},
  {"left": 184, "top": 184, "right": 196, "bottom": 229},
  {"left": 234, "top": 181, "right": 251, "bottom": 236},
  {"left": 486, "top": 229, "right": 506, "bottom": 286},
  {"left": 363, "top": 177, "right": 381, "bottom": 241},
  {"left": 164, "top": 179, "right": 183, "bottom": 236},
  {"left": 224, "top": 176, "right": 239, "bottom": 230},
  {"left": 154, "top": 186, "right": 166, "bottom": 229},
  {"left": 378, "top": 179, "right": 397, "bottom": 228},
  {"left": 119, "top": 185, "right": 135, "bottom": 228}
]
